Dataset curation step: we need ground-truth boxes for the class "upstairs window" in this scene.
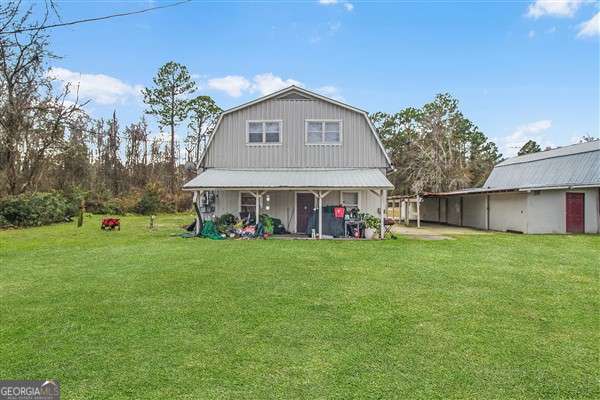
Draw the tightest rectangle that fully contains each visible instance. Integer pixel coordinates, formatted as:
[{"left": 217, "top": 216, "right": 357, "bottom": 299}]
[
  {"left": 305, "top": 120, "right": 342, "bottom": 144},
  {"left": 247, "top": 121, "right": 282, "bottom": 145}
]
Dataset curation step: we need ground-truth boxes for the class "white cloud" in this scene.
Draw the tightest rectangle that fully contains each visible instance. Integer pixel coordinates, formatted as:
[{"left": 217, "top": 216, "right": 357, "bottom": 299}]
[
  {"left": 207, "top": 73, "right": 301, "bottom": 97},
  {"left": 329, "top": 21, "right": 342, "bottom": 33},
  {"left": 577, "top": 12, "right": 600, "bottom": 37},
  {"left": 499, "top": 120, "right": 553, "bottom": 157},
  {"left": 316, "top": 85, "right": 345, "bottom": 101},
  {"left": 206, "top": 73, "right": 343, "bottom": 102},
  {"left": 319, "top": 0, "right": 353, "bottom": 12},
  {"left": 526, "top": 0, "right": 584, "bottom": 18},
  {"left": 207, "top": 75, "right": 251, "bottom": 97},
  {"left": 251, "top": 73, "right": 302, "bottom": 96},
  {"left": 48, "top": 67, "right": 142, "bottom": 105}
]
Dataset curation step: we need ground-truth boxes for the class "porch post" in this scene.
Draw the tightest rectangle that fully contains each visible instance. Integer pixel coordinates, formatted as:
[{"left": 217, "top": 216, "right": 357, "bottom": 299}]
[
  {"left": 255, "top": 190, "right": 260, "bottom": 224},
  {"left": 318, "top": 190, "right": 323, "bottom": 239},
  {"left": 416, "top": 195, "right": 421, "bottom": 228},
  {"left": 380, "top": 189, "right": 385, "bottom": 240}
]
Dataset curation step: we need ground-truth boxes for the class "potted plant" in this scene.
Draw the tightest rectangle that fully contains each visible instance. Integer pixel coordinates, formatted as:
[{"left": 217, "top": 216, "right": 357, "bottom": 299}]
[{"left": 362, "top": 213, "right": 380, "bottom": 239}]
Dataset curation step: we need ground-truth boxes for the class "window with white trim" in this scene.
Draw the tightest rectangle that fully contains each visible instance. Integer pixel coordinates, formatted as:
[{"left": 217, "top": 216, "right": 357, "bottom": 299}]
[
  {"left": 341, "top": 192, "right": 359, "bottom": 209},
  {"left": 240, "top": 192, "right": 257, "bottom": 214},
  {"left": 306, "top": 120, "right": 341, "bottom": 144},
  {"left": 247, "top": 121, "right": 282, "bottom": 144}
]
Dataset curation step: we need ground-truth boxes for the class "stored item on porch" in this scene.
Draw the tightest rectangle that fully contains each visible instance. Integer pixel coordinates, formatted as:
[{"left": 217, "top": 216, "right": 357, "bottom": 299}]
[{"left": 333, "top": 207, "right": 345, "bottom": 219}]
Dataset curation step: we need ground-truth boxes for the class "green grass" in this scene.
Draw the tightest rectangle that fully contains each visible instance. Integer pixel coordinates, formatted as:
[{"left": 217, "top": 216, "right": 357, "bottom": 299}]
[{"left": 1, "top": 214, "right": 598, "bottom": 399}]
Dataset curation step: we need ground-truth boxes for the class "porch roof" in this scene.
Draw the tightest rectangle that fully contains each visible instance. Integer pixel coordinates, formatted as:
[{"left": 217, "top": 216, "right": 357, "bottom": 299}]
[{"left": 183, "top": 168, "right": 394, "bottom": 190}]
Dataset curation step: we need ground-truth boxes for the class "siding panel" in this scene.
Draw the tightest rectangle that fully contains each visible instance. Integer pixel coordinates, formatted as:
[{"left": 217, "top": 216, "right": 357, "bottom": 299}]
[{"left": 204, "top": 98, "right": 388, "bottom": 169}]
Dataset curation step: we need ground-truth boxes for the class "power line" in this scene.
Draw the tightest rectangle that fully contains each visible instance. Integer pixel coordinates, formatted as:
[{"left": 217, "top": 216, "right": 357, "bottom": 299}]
[{"left": 1, "top": 0, "right": 191, "bottom": 35}]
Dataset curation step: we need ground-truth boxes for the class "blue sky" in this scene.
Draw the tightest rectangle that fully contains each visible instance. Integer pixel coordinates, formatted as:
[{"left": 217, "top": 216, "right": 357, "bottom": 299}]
[{"left": 46, "top": 0, "right": 599, "bottom": 157}]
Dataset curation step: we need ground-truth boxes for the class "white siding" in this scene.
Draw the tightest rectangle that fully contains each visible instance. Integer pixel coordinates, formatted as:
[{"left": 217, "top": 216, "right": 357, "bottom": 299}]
[
  {"left": 527, "top": 188, "right": 600, "bottom": 234},
  {"left": 489, "top": 192, "right": 528, "bottom": 233},
  {"left": 462, "top": 195, "right": 487, "bottom": 230}
]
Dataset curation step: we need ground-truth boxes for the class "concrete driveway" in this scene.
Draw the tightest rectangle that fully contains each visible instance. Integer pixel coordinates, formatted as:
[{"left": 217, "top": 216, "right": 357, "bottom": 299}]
[{"left": 391, "top": 222, "right": 487, "bottom": 240}]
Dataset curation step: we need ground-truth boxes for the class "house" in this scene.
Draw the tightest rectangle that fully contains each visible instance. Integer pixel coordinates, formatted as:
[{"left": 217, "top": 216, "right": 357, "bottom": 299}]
[
  {"left": 417, "top": 140, "right": 600, "bottom": 234},
  {"left": 183, "top": 86, "right": 394, "bottom": 238}
]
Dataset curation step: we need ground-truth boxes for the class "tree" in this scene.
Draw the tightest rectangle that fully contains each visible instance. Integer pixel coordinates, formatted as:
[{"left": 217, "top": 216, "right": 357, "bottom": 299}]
[
  {"left": 372, "top": 93, "right": 501, "bottom": 195},
  {"left": 518, "top": 140, "right": 541, "bottom": 156},
  {"left": 142, "top": 62, "right": 196, "bottom": 193},
  {"left": 186, "top": 95, "right": 221, "bottom": 164},
  {"left": 0, "top": 0, "right": 85, "bottom": 195},
  {"left": 577, "top": 135, "right": 598, "bottom": 143}
]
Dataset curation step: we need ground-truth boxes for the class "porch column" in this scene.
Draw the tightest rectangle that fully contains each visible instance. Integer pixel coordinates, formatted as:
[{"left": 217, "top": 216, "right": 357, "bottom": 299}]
[
  {"left": 416, "top": 195, "right": 421, "bottom": 228},
  {"left": 254, "top": 190, "right": 261, "bottom": 223},
  {"left": 318, "top": 190, "right": 323, "bottom": 239},
  {"left": 380, "top": 189, "right": 385, "bottom": 240}
]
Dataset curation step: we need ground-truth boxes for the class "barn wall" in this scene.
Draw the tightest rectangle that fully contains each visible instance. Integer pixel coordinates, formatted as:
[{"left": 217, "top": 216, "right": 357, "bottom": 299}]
[
  {"left": 421, "top": 198, "right": 441, "bottom": 222},
  {"left": 447, "top": 197, "right": 462, "bottom": 226},
  {"left": 462, "top": 194, "right": 487, "bottom": 230},
  {"left": 527, "top": 188, "right": 599, "bottom": 234},
  {"left": 488, "top": 192, "right": 528, "bottom": 233},
  {"left": 584, "top": 188, "right": 600, "bottom": 233}
]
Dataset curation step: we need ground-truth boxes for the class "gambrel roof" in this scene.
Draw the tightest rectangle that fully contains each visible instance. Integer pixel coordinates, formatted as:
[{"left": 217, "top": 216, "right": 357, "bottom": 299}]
[
  {"left": 199, "top": 85, "right": 391, "bottom": 167},
  {"left": 484, "top": 140, "right": 600, "bottom": 189}
]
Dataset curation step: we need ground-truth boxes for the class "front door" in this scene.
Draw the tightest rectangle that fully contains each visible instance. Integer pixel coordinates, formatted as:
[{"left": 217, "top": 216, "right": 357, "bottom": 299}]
[
  {"left": 566, "top": 192, "right": 584, "bottom": 233},
  {"left": 296, "top": 193, "right": 314, "bottom": 233}
]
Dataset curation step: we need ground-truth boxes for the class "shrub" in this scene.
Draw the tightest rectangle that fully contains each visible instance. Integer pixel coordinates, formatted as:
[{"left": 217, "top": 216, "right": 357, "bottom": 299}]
[
  {"left": 136, "top": 183, "right": 162, "bottom": 215},
  {"left": 0, "top": 192, "right": 74, "bottom": 227}
]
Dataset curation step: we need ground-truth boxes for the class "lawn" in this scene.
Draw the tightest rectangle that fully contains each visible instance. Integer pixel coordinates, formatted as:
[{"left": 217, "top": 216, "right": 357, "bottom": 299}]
[{"left": 1, "top": 214, "right": 598, "bottom": 399}]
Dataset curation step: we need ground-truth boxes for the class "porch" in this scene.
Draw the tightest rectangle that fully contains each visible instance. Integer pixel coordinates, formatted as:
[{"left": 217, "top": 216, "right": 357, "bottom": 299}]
[{"left": 182, "top": 168, "right": 394, "bottom": 239}]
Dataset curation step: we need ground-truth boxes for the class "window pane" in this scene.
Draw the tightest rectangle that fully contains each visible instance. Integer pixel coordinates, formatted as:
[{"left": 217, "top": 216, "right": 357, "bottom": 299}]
[
  {"left": 248, "top": 131, "right": 263, "bottom": 143},
  {"left": 265, "top": 122, "right": 279, "bottom": 133},
  {"left": 324, "top": 122, "right": 339, "bottom": 132},
  {"left": 324, "top": 130, "right": 340, "bottom": 143},
  {"left": 241, "top": 194, "right": 256, "bottom": 206},
  {"left": 307, "top": 130, "right": 321, "bottom": 143},
  {"left": 265, "top": 131, "right": 279, "bottom": 143},
  {"left": 265, "top": 122, "right": 280, "bottom": 143},
  {"left": 307, "top": 122, "right": 322, "bottom": 132},
  {"left": 342, "top": 192, "right": 359, "bottom": 207},
  {"left": 248, "top": 122, "right": 262, "bottom": 133}
]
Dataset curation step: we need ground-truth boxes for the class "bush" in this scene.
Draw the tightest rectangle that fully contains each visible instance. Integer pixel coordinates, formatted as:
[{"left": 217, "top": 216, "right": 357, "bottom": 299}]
[
  {"left": 136, "top": 183, "right": 162, "bottom": 215},
  {"left": 0, "top": 192, "right": 74, "bottom": 227}
]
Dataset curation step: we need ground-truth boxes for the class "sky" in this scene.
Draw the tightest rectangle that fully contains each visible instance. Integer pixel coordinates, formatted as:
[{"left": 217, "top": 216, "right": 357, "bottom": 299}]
[{"left": 42, "top": 0, "right": 600, "bottom": 157}]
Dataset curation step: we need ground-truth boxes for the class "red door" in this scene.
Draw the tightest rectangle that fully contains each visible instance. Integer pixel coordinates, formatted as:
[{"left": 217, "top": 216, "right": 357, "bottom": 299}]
[
  {"left": 296, "top": 193, "right": 314, "bottom": 233},
  {"left": 566, "top": 193, "right": 584, "bottom": 233}
]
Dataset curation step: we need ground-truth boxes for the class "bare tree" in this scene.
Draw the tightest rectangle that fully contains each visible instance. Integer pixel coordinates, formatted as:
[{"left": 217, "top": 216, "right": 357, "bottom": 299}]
[{"left": 0, "top": 1, "right": 85, "bottom": 194}]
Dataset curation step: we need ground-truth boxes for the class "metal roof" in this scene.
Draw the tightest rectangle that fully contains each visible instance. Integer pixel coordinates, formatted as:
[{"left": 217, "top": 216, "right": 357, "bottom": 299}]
[
  {"left": 183, "top": 168, "right": 394, "bottom": 190},
  {"left": 484, "top": 140, "right": 600, "bottom": 189}
]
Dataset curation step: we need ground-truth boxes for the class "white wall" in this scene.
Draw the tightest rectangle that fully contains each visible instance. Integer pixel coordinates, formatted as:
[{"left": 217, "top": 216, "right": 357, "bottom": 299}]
[
  {"left": 447, "top": 197, "right": 461, "bottom": 226},
  {"left": 421, "top": 198, "right": 440, "bottom": 222},
  {"left": 527, "top": 188, "right": 599, "bottom": 234},
  {"left": 462, "top": 195, "right": 487, "bottom": 230},
  {"left": 489, "top": 192, "right": 527, "bottom": 233}
]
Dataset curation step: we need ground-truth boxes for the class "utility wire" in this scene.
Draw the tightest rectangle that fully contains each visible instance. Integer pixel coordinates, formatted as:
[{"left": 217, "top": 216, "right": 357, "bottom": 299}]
[{"left": 1, "top": 0, "right": 191, "bottom": 35}]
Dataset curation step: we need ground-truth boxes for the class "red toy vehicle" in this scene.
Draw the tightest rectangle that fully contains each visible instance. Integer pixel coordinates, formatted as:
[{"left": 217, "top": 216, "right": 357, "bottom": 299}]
[{"left": 101, "top": 217, "right": 121, "bottom": 230}]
